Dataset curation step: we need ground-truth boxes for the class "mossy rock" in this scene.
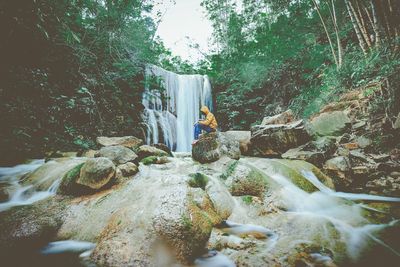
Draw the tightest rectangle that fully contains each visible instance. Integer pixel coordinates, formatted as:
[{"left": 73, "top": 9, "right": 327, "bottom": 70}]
[
  {"left": 188, "top": 173, "right": 209, "bottom": 190},
  {"left": 219, "top": 160, "right": 239, "bottom": 180},
  {"left": 140, "top": 155, "right": 169, "bottom": 165},
  {"left": 225, "top": 163, "right": 269, "bottom": 198},
  {"left": 58, "top": 163, "right": 89, "bottom": 195}
]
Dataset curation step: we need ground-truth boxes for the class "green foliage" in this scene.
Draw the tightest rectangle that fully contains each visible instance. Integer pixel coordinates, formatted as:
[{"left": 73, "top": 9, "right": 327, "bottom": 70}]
[
  {"left": 201, "top": 0, "right": 400, "bottom": 129},
  {"left": 0, "top": 0, "right": 178, "bottom": 164},
  {"left": 220, "top": 160, "right": 239, "bottom": 180},
  {"left": 241, "top": 195, "right": 253, "bottom": 205},
  {"left": 141, "top": 156, "right": 158, "bottom": 165},
  {"left": 58, "top": 163, "right": 84, "bottom": 195},
  {"left": 188, "top": 173, "right": 209, "bottom": 190}
]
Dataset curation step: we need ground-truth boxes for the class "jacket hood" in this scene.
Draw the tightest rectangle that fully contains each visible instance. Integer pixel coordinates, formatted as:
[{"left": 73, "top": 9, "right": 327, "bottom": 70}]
[{"left": 200, "top": 106, "right": 210, "bottom": 114}]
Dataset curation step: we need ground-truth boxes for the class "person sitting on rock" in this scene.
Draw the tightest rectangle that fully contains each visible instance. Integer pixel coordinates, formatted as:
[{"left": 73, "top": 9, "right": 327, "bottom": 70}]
[{"left": 192, "top": 106, "right": 218, "bottom": 145}]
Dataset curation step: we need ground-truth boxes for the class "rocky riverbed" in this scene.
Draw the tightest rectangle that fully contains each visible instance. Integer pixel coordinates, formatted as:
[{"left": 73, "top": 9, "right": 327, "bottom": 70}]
[{"left": 0, "top": 141, "right": 399, "bottom": 266}]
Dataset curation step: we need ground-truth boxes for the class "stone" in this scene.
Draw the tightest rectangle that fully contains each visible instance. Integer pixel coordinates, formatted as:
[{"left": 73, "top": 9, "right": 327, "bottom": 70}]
[
  {"left": 352, "top": 120, "right": 367, "bottom": 130},
  {"left": 249, "top": 120, "right": 311, "bottom": 157},
  {"left": 0, "top": 198, "right": 66, "bottom": 263},
  {"left": 192, "top": 132, "right": 221, "bottom": 163},
  {"left": 342, "top": 143, "right": 359, "bottom": 150},
  {"left": 96, "top": 145, "right": 138, "bottom": 165},
  {"left": 282, "top": 147, "right": 325, "bottom": 166},
  {"left": 370, "top": 154, "right": 391, "bottom": 162},
  {"left": 137, "top": 145, "right": 169, "bottom": 160},
  {"left": 81, "top": 149, "right": 97, "bottom": 158},
  {"left": 282, "top": 136, "right": 337, "bottom": 166},
  {"left": 77, "top": 157, "right": 116, "bottom": 190},
  {"left": 356, "top": 136, "right": 372, "bottom": 149},
  {"left": 86, "top": 178, "right": 223, "bottom": 266},
  {"left": 324, "top": 156, "right": 351, "bottom": 172},
  {"left": 349, "top": 150, "right": 376, "bottom": 165},
  {"left": 323, "top": 156, "right": 352, "bottom": 189},
  {"left": 261, "top": 110, "right": 294, "bottom": 125},
  {"left": 117, "top": 162, "right": 138, "bottom": 177},
  {"left": 96, "top": 136, "right": 143, "bottom": 149},
  {"left": 216, "top": 131, "right": 250, "bottom": 157},
  {"left": 153, "top": 143, "right": 173, "bottom": 156},
  {"left": 218, "top": 132, "right": 241, "bottom": 160},
  {"left": 141, "top": 156, "right": 170, "bottom": 165},
  {"left": 225, "top": 163, "right": 268, "bottom": 198},
  {"left": 307, "top": 111, "right": 351, "bottom": 137}
]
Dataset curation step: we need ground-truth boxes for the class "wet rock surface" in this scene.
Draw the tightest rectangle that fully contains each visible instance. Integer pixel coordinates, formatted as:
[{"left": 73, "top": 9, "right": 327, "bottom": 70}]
[
  {"left": 96, "top": 136, "right": 143, "bottom": 149},
  {"left": 192, "top": 132, "right": 221, "bottom": 163},
  {"left": 1, "top": 155, "right": 399, "bottom": 267},
  {"left": 96, "top": 145, "right": 138, "bottom": 165},
  {"left": 137, "top": 145, "right": 169, "bottom": 160},
  {"left": 77, "top": 157, "right": 116, "bottom": 190}
]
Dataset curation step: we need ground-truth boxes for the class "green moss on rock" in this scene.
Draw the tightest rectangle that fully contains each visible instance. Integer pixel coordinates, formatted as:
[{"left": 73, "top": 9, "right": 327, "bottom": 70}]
[
  {"left": 58, "top": 163, "right": 85, "bottom": 195},
  {"left": 188, "top": 173, "right": 209, "bottom": 190},
  {"left": 141, "top": 156, "right": 158, "bottom": 165}
]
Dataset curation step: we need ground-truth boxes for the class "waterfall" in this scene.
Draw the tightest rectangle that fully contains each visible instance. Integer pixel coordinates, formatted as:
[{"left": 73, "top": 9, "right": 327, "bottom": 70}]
[{"left": 142, "top": 65, "right": 213, "bottom": 152}]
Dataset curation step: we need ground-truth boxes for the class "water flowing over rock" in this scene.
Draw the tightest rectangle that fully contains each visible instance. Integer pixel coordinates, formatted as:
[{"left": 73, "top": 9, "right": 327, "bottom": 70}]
[
  {"left": 142, "top": 65, "right": 213, "bottom": 152},
  {"left": 1, "top": 154, "right": 400, "bottom": 266}
]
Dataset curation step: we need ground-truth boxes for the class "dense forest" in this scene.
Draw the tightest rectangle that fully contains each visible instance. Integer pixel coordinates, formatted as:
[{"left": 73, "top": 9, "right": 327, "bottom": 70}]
[
  {"left": 200, "top": 0, "right": 399, "bottom": 130},
  {"left": 0, "top": 0, "right": 399, "bottom": 164},
  {"left": 0, "top": 0, "right": 184, "bottom": 164}
]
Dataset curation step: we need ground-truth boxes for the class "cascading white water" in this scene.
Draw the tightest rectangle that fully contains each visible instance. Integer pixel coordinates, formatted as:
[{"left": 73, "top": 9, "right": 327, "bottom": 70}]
[{"left": 142, "top": 65, "right": 213, "bottom": 152}]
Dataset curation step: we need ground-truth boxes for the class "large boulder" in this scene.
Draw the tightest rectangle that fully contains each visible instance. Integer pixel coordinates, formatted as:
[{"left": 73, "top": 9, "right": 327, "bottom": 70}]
[
  {"left": 307, "top": 111, "right": 351, "bottom": 137},
  {"left": 261, "top": 109, "right": 294, "bottom": 125},
  {"left": 323, "top": 156, "right": 352, "bottom": 188},
  {"left": 77, "top": 157, "right": 116, "bottom": 190},
  {"left": 282, "top": 136, "right": 337, "bottom": 166},
  {"left": 137, "top": 145, "right": 169, "bottom": 160},
  {"left": 249, "top": 120, "right": 311, "bottom": 157},
  {"left": 192, "top": 132, "right": 221, "bottom": 163},
  {"left": 96, "top": 145, "right": 138, "bottom": 165},
  {"left": 117, "top": 162, "right": 138, "bottom": 177},
  {"left": 224, "top": 163, "right": 269, "bottom": 198},
  {"left": 61, "top": 172, "right": 225, "bottom": 266},
  {"left": 153, "top": 143, "right": 173, "bottom": 156},
  {"left": 96, "top": 136, "right": 143, "bottom": 149}
]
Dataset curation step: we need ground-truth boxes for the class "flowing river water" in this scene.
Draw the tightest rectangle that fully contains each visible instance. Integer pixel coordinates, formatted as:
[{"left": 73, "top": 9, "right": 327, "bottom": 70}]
[{"left": 0, "top": 156, "right": 399, "bottom": 266}]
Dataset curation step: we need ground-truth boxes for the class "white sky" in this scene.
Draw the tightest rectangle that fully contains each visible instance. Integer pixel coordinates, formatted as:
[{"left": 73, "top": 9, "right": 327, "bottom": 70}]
[{"left": 152, "top": 0, "right": 213, "bottom": 63}]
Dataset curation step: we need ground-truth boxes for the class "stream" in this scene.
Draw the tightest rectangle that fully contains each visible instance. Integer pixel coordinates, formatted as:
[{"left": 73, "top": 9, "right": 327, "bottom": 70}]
[{"left": 0, "top": 156, "right": 399, "bottom": 266}]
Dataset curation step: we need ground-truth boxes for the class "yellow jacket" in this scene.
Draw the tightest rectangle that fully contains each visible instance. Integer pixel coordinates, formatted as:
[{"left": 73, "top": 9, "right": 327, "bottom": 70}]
[{"left": 199, "top": 106, "right": 218, "bottom": 130}]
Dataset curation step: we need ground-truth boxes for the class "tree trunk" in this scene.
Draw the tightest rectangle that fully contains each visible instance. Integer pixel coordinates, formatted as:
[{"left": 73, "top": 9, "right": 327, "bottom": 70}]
[
  {"left": 345, "top": 0, "right": 368, "bottom": 54},
  {"left": 331, "top": 0, "right": 343, "bottom": 67},
  {"left": 311, "top": 0, "right": 338, "bottom": 67},
  {"left": 369, "top": 0, "right": 381, "bottom": 47},
  {"left": 349, "top": 0, "right": 372, "bottom": 49}
]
